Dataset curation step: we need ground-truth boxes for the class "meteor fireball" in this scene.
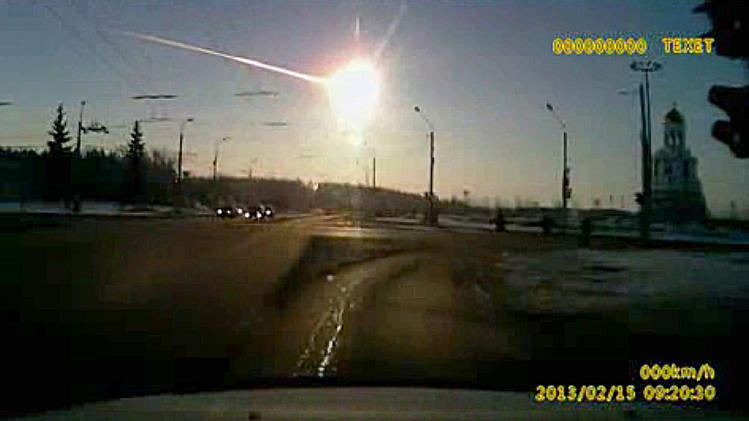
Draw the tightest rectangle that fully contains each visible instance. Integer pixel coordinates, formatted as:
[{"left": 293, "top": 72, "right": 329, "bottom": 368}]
[
  {"left": 325, "top": 59, "right": 380, "bottom": 133},
  {"left": 120, "top": 32, "right": 382, "bottom": 134}
]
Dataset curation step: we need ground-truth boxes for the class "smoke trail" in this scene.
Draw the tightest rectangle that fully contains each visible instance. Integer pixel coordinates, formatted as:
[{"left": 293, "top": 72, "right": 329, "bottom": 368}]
[
  {"left": 118, "top": 31, "right": 326, "bottom": 84},
  {"left": 374, "top": 2, "right": 407, "bottom": 61}
]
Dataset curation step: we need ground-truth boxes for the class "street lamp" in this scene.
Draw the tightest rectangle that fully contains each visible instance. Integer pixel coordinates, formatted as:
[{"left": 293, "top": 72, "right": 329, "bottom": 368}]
[
  {"left": 356, "top": 144, "right": 377, "bottom": 189},
  {"left": 630, "top": 60, "right": 661, "bottom": 146},
  {"left": 76, "top": 100, "right": 86, "bottom": 156},
  {"left": 413, "top": 106, "right": 434, "bottom": 131},
  {"left": 630, "top": 60, "right": 661, "bottom": 242},
  {"left": 174, "top": 117, "right": 194, "bottom": 207},
  {"left": 213, "top": 136, "right": 230, "bottom": 181},
  {"left": 177, "top": 118, "right": 194, "bottom": 185},
  {"left": 414, "top": 105, "right": 436, "bottom": 225},
  {"left": 546, "top": 102, "right": 570, "bottom": 226}
]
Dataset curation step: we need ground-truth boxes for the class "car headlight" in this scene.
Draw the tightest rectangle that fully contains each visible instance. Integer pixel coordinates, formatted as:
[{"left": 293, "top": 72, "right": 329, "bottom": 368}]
[
  {"left": 256, "top": 211, "right": 262, "bottom": 219},
  {"left": 265, "top": 209, "right": 271, "bottom": 215},
  {"left": 244, "top": 212, "right": 250, "bottom": 218},
  {"left": 217, "top": 209, "right": 222, "bottom": 215}
]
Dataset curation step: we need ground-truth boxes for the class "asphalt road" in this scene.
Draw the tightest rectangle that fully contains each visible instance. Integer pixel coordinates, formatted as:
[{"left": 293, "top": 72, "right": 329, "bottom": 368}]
[{"left": 2, "top": 214, "right": 748, "bottom": 416}]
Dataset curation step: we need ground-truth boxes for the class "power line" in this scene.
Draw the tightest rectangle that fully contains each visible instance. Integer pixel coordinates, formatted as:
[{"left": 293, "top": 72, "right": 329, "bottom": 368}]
[
  {"left": 93, "top": 29, "right": 153, "bottom": 93},
  {"left": 41, "top": 3, "right": 144, "bottom": 93},
  {"left": 69, "top": 0, "right": 153, "bottom": 92},
  {"left": 41, "top": 2, "right": 168, "bottom": 123}
]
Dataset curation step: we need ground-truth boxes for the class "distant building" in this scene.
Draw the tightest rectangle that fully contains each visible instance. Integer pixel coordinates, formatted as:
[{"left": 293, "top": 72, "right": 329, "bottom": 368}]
[{"left": 652, "top": 106, "right": 708, "bottom": 223}]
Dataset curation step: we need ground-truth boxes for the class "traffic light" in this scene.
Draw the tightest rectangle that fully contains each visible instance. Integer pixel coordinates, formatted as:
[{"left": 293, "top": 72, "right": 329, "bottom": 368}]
[
  {"left": 695, "top": 0, "right": 749, "bottom": 158},
  {"left": 708, "top": 85, "right": 749, "bottom": 158},
  {"left": 694, "top": 0, "right": 749, "bottom": 59}
]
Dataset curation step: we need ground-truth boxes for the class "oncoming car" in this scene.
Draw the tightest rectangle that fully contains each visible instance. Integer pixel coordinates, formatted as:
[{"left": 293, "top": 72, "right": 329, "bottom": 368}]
[
  {"left": 215, "top": 206, "right": 237, "bottom": 218},
  {"left": 243, "top": 205, "right": 274, "bottom": 221},
  {"left": 261, "top": 205, "right": 274, "bottom": 219}
]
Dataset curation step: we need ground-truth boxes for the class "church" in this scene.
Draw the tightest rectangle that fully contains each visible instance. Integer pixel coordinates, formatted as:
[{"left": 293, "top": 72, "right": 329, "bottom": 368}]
[{"left": 652, "top": 106, "right": 708, "bottom": 223}]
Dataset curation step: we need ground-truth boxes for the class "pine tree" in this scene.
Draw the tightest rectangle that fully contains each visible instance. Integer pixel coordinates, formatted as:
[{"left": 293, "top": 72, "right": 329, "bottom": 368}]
[
  {"left": 44, "top": 103, "right": 73, "bottom": 202},
  {"left": 47, "top": 104, "right": 72, "bottom": 156},
  {"left": 125, "top": 121, "right": 146, "bottom": 202},
  {"left": 126, "top": 121, "right": 145, "bottom": 166}
]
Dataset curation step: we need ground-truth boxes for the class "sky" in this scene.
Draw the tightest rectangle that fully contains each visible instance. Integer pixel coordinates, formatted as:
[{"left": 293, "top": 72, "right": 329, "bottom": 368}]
[{"left": 1, "top": 0, "right": 748, "bottom": 215}]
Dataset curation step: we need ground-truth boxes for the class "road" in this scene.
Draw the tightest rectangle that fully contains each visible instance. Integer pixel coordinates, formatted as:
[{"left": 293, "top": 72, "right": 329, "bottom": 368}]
[{"left": 2, "top": 213, "right": 748, "bottom": 416}]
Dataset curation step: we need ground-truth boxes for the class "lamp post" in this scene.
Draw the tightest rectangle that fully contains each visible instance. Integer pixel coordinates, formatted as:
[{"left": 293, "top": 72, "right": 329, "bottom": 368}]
[
  {"left": 213, "top": 136, "right": 230, "bottom": 181},
  {"left": 211, "top": 136, "right": 230, "bottom": 208},
  {"left": 546, "top": 103, "right": 570, "bottom": 227},
  {"left": 177, "top": 118, "right": 194, "bottom": 185},
  {"left": 360, "top": 145, "right": 376, "bottom": 189},
  {"left": 76, "top": 100, "right": 86, "bottom": 156},
  {"left": 175, "top": 117, "right": 194, "bottom": 206},
  {"left": 630, "top": 60, "right": 661, "bottom": 242},
  {"left": 414, "top": 106, "right": 436, "bottom": 226}
]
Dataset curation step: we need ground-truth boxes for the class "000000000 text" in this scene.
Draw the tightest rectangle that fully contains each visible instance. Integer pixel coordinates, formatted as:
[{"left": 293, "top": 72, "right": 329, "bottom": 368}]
[{"left": 552, "top": 37, "right": 647, "bottom": 55}]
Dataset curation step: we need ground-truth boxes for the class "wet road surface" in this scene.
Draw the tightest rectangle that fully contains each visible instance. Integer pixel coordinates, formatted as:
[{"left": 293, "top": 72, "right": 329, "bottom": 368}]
[{"left": 2, "top": 214, "right": 748, "bottom": 415}]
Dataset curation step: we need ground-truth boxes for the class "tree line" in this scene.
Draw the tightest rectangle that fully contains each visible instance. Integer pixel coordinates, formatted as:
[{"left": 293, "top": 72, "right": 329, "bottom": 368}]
[
  {"left": 1, "top": 104, "right": 175, "bottom": 206},
  {"left": 0, "top": 103, "right": 436, "bottom": 214}
]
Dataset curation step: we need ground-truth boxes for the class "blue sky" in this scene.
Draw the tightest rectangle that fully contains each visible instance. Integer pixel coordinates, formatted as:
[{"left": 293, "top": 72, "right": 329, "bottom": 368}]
[{"left": 1, "top": 0, "right": 747, "bottom": 214}]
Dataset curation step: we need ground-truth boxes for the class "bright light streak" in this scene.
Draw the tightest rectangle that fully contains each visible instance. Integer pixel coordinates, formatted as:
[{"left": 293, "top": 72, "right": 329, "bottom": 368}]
[
  {"left": 374, "top": 2, "right": 408, "bottom": 61},
  {"left": 119, "top": 31, "right": 325, "bottom": 84},
  {"left": 120, "top": 31, "right": 382, "bottom": 135},
  {"left": 326, "top": 59, "right": 380, "bottom": 134}
]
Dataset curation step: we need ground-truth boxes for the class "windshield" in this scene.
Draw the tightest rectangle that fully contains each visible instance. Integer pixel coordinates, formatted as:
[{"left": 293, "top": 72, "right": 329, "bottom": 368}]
[{"left": 2, "top": 0, "right": 749, "bottom": 418}]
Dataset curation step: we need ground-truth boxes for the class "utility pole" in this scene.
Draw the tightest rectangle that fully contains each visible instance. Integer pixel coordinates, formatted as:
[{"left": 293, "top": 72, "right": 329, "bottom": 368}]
[
  {"left": 212, "top": 154, "right": 218, "bottom": 181},
  {"left": 631, "top": 60, "right": 661, "bottom": 242},
  {"left": 175, "top": 118, "right": 194, "bottom": 206},
  {"left": 645, "top": 69, "right": 653, "bottom": 148},
  {"left": 177, "top": 118, "right": 194, "bottom": 185},
  {"left": 546, "top": 103, "right": 570, "bottom": 227},
  {"left": 563, "top": 130, "right": 569, "bottom": 212},
  {"left": 248, "top": 157, "right": 257, "bottom": 205},
  {"left": 213, "top": 136, "right": 230, "bottom": 181},
  {"left": 249, "top": 157, "right": 258, "bottom": 180},
  {"left": 414, "top": 106, "right": 437, "bottom": 226},
  {"left": 638, "top": 83, "right": 652, "bottom": 241},
  {"left": 178, "top": 132, "right": 184, "bottom": 181},
  {"left": 76, "top": 100, "right": 86, "bottom": 155},
  {"left": 429, "top": 130, "right": 434, "bottom": 209},
  {"left": 372, "top": 156, "right": 376, "bottom": 189},
  {"left": 211, "top": 136, "right": 229, "bottom": 207}
]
